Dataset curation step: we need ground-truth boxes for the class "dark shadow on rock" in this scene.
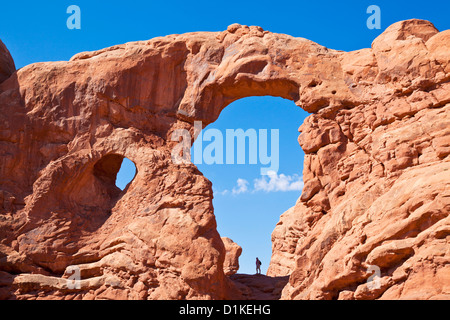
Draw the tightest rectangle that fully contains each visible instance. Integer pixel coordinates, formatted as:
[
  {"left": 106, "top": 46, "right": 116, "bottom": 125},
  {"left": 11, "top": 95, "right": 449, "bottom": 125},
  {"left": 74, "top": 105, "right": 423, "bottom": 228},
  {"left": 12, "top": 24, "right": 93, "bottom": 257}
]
[{"left": 228, "top": 273, "right": 290, "bottom": 300}]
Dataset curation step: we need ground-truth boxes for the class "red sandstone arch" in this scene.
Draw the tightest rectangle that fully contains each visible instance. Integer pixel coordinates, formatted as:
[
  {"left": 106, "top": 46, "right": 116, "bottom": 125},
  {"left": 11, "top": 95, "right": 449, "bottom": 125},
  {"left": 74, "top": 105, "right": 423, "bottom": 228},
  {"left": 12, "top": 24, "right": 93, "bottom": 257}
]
[{"left": 0, "top": 20, "right": 449, "bottom": 300}]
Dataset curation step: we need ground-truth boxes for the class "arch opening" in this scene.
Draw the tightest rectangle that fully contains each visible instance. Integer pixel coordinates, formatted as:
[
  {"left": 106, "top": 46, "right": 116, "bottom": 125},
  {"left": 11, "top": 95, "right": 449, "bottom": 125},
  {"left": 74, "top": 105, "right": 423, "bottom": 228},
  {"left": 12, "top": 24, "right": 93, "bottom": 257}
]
[
  {"left": 92, "top": 154, "right": 137, "bottom": 199},
  {"left": 191, "top": 96, "right": 309, "bottom": 284},
  {"left": 116, "top": 158, "right": 137, "bottom": 191}
]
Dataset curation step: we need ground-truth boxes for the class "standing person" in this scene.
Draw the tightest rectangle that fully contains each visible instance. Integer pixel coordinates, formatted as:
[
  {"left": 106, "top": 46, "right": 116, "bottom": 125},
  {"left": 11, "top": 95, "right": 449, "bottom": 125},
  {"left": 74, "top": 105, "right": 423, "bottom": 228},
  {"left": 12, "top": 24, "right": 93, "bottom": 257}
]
[{"left": 256, "top": 257, "right": 262, "bottom": 274}]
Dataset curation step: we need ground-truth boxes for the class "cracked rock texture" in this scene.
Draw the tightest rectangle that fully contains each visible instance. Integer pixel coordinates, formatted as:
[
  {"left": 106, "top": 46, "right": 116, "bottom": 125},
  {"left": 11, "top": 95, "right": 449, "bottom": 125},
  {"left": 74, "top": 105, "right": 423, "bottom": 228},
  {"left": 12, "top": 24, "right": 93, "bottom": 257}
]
[{"left": 0, "top": 19, "right": 449, "bottom": 299}]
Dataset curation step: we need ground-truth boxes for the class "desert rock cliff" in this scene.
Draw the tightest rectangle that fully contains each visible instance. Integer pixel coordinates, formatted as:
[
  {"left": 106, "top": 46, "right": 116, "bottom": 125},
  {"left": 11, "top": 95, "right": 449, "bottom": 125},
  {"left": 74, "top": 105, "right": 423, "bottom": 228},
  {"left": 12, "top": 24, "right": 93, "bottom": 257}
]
[{"left": 0, "top": 19, "right": 448, "bottom": 300}]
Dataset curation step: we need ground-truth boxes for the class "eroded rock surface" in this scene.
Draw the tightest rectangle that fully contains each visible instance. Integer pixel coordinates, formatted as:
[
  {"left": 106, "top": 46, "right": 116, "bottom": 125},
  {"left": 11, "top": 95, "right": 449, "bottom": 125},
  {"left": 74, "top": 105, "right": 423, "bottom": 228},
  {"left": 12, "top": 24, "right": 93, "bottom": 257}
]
[
  {"left": 0, "top": 19, "right": 448, "bottom": 300},
  {"left": 222, "top": 237, "right": 242, "bottom": 276},
  {"left": 268, "top": 20, "right": 450, "bottom": 300},
  {"left": 229, "top": 274, "right": 289, "bottom": 300}
]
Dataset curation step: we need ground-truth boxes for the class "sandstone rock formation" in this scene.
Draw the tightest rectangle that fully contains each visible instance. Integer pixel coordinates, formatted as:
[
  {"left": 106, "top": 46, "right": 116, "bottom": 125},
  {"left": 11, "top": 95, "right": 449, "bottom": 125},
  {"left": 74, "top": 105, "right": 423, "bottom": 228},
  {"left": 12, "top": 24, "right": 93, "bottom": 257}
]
[
  {"left": 221, "top": 237, "right": 242, "bottom": 276},
  {"left": 229, "top": 274, "right": 289, "bottom": 300},
  {"left": 267, "top": 20, "right": 450, "bottom": 300},
  {"left": 0, "top": 39, "right": 15, "bottom": 85},
  {"left": 0, "top": 19, "right": 449, "bottom": 300}
]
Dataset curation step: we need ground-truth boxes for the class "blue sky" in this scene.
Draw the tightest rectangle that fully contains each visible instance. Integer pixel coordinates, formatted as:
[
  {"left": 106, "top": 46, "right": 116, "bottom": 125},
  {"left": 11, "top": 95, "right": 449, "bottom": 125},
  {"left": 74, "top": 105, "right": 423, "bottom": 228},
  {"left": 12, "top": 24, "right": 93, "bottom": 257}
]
[
  {"left": 194, "top": 97, "right": 307, "bottom": 274},
  {"left": 2, "top": 1, "right": 449, "bottom": 275}
]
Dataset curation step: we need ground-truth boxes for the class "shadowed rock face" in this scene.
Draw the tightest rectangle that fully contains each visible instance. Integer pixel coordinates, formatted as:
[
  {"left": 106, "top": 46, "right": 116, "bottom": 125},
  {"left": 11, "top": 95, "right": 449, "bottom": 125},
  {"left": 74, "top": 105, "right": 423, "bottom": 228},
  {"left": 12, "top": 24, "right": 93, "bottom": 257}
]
[
  {"left": 0, "top": 19, "right": 449, "bottom": 300},
  {"left": 229, "top": 274, "right": 289, "bottom": 300},
  {"left": 0, "top": 40, "right": 15, "bottom": 84}
]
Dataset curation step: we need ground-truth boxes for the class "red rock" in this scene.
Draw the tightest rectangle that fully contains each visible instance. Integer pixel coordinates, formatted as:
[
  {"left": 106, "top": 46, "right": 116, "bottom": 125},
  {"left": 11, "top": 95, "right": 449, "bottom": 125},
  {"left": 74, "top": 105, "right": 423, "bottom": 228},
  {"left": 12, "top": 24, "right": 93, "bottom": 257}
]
[
  {"left": 0, "top": 19, "right": 448, "bottom": 300},
  {"left": 222, "top": 237, "right": 242, "bottom": 276},
  {"left": 229, "top": 274, "right": 289, "bottom": 300},
  {"left": 0, "top": 39, "right": 15, "bottom": 84}
]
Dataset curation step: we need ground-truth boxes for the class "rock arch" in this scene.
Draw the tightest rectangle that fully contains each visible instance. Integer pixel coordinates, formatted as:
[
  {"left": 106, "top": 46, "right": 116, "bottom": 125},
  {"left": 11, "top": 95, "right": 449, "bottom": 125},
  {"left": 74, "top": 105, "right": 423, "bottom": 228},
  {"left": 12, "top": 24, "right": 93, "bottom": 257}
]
[{"left": 0, "top": 19, "right": 449, "bottom": 299}]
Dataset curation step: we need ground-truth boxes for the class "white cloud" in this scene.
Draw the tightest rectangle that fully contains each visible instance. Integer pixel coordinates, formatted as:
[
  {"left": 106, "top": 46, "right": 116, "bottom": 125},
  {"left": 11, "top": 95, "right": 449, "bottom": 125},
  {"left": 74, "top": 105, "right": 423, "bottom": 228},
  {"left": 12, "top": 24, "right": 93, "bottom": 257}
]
[
  {"left": 253, "top": 170, "right": 303, "bottom": 192},
  {"left": 232, "top": 178, "right": 249, "bottom": 194},
  {"left": 217, "top": 172, "right": 303, "bottom": 196},
  {"left": 213, "top": 187, "right": 229, "bottom": 196}
]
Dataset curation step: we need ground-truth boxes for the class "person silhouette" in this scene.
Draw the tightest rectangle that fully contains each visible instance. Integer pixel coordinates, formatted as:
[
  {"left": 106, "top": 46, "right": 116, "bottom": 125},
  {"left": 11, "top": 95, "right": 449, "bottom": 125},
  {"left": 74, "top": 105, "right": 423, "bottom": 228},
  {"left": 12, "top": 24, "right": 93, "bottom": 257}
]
[{"left": 256, "top": 257, "right": 262, "bottom": 274}]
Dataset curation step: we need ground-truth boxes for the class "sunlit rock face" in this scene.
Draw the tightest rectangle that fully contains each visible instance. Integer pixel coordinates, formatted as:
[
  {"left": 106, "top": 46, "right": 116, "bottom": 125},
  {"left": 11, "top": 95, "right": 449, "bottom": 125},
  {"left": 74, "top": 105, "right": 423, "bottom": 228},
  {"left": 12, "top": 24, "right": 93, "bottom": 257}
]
[{"left": 0, "top": 19, "right": 449, "bottom": 300}]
